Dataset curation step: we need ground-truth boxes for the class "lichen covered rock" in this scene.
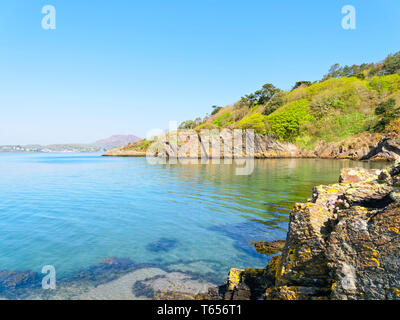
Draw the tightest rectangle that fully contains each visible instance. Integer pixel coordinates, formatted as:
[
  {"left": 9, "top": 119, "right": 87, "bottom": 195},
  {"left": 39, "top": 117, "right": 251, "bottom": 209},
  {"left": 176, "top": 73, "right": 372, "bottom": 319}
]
[
  {"left": 250, "top": 240, "right": 286, "bottom": 255},
  {"left": 212, "top": 160, "right": 400, "bottom": 300}
]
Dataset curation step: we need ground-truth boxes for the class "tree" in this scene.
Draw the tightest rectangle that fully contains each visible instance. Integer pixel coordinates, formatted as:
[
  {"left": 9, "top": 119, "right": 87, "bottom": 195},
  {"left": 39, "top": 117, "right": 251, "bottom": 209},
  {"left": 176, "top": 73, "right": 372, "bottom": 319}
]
[
  {"left": 373, "top": 98, "right": 399, "bottom": 132},
  {"left": 178, "top": 120, "right": 196, "bottom": 130},
  {"left": 382, "top": 53, "right": 400, "bottom": 75},
  {"left": 211, "top": 105, "right": 222, "bottom": 115},
  {"left": 292, "top": 81, "right": 311, "bottom": 90},
  {"left": 254, "top": 83, "right": 281, "bottom": 105},
  {"left": 262, "top": 91, "right": 285, "bottom": 116}
]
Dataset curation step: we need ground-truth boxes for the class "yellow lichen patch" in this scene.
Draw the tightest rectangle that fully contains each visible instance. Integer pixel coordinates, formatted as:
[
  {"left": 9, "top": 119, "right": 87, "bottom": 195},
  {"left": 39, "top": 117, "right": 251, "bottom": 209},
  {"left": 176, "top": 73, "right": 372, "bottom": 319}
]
[
  {"left": 330, "top": 280, "right": 337, "bottom": 291},
  {"left": 267, "top": 286, "right": 298, "bottom": 300},
  {"left": 266, "top": 255, "right": 281, "bottom": 278},
  {"left": 353, "top": 206, "right": 369, "bottom": 215},
  {"left": 363, "top": 245, "right": 380, "bottom": 268},
  {"left": 363, "top": 245, "right": 377, "bottom": 256},
  {"left": 227, "top": 268, "right": 243, "bottom": 291},
  {"left": 392, "top": 288, "right": 400, "bottom": 297},
  {"left": 370, "top": 257, "right": 380, "bottom": 268},
  {"left": 388, "top": 227, "right": 400, "bottom": 234}
]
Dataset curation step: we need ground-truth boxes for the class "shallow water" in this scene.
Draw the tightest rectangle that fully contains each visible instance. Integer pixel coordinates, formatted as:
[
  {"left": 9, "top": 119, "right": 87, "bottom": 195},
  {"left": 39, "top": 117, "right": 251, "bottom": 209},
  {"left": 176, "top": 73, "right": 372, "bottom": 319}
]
[{"left": 0, "top": 153, "right": 387, "bottom": 299}]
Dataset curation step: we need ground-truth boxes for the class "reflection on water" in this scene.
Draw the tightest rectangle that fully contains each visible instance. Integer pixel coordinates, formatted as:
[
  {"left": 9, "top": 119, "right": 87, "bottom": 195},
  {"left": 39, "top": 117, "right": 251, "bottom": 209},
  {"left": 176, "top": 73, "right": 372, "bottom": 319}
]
[{"left": 0, "top": 153, "right": 387, "bottom": 299}]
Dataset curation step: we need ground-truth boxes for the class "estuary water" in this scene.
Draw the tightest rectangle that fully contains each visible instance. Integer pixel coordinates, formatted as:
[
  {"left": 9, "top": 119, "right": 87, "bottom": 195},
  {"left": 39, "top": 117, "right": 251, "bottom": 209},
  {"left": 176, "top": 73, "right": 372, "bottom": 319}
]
[{"left": 0, "top": 153, "right": 386, "bottom": 299}]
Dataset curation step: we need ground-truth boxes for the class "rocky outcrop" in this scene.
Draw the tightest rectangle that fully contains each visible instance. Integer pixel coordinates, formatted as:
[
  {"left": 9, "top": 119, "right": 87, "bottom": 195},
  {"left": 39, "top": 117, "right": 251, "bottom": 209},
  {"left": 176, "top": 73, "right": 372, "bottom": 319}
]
[
  {"left": 314, "top": 132, "right": 400, "bottom": 161},
  {"left": 313, "top": 133, "right": 381, "bottom": 160},
  {"left": 104, "top": 131, "right": 400, "bottom": 161},
  {"left": 204, "top": 160, "right": 400, "bottom": 300},
  {"left": 154, "top": 131, "right": 309, "bottom": 159},
  {"left": 250, "top": 240, "right": 286, "bottom": 255}
]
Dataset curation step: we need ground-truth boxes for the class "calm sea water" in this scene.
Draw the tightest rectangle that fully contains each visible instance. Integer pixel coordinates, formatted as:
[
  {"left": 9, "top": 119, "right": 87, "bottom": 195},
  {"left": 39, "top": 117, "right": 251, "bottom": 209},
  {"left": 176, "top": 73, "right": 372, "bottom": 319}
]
[{"left": 0, "top": 153, "right": 386, "bottom": 298}]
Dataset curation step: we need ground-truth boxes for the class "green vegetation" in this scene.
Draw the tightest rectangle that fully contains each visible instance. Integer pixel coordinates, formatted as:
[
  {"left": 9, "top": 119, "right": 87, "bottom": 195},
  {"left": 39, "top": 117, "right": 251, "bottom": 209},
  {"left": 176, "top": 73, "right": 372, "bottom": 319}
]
[
  {"left": 174, "top": 52, "right": 400, "bottom": 149},
  {"left": 213, "top": 111, "right": 232, "bottom": 127},
  {"left": 368, "top": 74, "right": 400, "bottom": 94},
  {"left": 237, "top": 113, "right": 268, "bottom": 134},
  {"left": 373, "top": 98, "right": 400, "bottom": 132},
  {"left": 266, "top": 100, "right": 312, "bottom": 141},
  {"left": 124, "top": 139, "right": 152, "bottom": 151},
  {"left": 211, "top": 105, "right": 223, "bottom": 115}
]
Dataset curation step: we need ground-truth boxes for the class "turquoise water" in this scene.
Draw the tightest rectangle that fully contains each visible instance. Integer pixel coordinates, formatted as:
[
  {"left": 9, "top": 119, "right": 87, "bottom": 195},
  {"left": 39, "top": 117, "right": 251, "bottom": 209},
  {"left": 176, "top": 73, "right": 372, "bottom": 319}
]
[{"left": 0, "top": 153, "right": 387, "bottom": 298}]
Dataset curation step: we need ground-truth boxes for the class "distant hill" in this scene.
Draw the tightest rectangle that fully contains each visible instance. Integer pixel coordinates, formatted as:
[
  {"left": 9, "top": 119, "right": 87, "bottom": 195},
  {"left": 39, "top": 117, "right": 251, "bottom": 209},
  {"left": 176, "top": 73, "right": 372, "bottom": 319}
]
[
  {"left": 0, "top": 135, "right": 142, "bottom": 153},
  {"left": 93, "top": 135, "right": 141, "bottom": 149},
  {"left": 0, "top": 144, "right": 105, "bottom": 153}
]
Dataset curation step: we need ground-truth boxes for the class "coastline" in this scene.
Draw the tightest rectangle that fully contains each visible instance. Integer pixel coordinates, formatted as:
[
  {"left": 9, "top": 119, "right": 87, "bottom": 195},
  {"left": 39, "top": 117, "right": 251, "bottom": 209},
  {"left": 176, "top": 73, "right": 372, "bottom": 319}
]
[
  {"left": 0, "top": 154, "right": 398, "bottom": 300},
  {"left": 100, "top": 133, "right": 400, "bottom": 300},
  {"left": 196, "top": 160, "right": 400, "bottom": 300},
  {"left": 103, "top": 132, "right": 400, "bottom": 162}
]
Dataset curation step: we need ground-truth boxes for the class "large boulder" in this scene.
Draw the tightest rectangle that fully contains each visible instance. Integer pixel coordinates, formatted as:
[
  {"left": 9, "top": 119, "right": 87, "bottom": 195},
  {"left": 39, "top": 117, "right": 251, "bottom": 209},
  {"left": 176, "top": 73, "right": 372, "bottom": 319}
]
[{"left": 211, "top": 160, "right": 400, "bottom": 300}]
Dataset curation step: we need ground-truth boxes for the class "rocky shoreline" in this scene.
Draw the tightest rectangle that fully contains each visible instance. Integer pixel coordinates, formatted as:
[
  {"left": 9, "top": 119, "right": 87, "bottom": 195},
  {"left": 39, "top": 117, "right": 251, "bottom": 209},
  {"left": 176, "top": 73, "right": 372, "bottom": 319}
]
[
  {"left": 104, "top": 132, "right": 400, "bottom": 162},
  {"left": 187, "top": 159, "right": 400, "bottom": 300},
  {"left": 3, "top": 146, "right": 399, "bottom": 300}
]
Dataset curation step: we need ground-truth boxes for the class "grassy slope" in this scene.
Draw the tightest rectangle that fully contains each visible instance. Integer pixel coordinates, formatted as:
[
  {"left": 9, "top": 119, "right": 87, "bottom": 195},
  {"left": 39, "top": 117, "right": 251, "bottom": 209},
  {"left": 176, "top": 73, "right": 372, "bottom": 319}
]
[
  {"left": 124, "top": 55, "right": 400, "bottom": 153},
  {"left": 195, "top": 74, "right": 400, "bottom": 150}
]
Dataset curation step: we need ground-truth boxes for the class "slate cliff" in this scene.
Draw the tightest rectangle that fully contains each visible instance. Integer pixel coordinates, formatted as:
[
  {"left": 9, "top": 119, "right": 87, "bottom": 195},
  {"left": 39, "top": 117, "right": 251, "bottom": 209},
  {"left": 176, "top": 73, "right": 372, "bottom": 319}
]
[{"left": 105, "top": 132, "right": 400, "bottom": 161}]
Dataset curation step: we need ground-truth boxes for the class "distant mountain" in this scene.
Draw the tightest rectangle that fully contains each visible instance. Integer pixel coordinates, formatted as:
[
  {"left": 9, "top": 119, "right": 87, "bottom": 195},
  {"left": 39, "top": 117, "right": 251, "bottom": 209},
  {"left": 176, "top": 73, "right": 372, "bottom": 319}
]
[
  {"left": 93, "top": 135, "right": 141, "bottom": 150},
  {"left": 0, "top": 144, "right": 105, "bottom": 153},
  {"left": 0, "top": 135, "right": 141, "bottom": 153}
]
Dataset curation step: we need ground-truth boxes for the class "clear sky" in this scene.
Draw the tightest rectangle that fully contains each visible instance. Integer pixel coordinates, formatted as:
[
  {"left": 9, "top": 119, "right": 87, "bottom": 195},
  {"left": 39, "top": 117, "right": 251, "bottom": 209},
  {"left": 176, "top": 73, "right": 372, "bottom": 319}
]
[{"left": 0, "top": 0, "right": 399, "bottom": 145}]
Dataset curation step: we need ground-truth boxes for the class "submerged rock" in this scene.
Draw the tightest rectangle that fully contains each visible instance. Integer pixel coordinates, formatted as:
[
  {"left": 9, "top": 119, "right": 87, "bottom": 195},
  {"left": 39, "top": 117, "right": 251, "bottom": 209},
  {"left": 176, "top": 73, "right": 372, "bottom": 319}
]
[
  {"left": 0, "top": 270, "right": 38, "bottom": 290},
  {"left": 250, "top": 240, "right": 286, "bottom": 255},
  {"left": 146, "top": 238, "right": 179, "bottom": 253},
  {"left": 134, "top": 271, "right": 214, "bottom": 300},
  {"left": 208, "top": 160, "right": 400, "bottom": 300}
]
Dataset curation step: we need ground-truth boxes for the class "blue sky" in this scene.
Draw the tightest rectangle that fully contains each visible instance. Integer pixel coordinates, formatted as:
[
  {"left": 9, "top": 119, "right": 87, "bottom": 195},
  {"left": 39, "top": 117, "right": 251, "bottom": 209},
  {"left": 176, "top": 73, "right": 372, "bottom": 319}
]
[{"left": 0, "top": 0, "right": 399, "bottom": 144}]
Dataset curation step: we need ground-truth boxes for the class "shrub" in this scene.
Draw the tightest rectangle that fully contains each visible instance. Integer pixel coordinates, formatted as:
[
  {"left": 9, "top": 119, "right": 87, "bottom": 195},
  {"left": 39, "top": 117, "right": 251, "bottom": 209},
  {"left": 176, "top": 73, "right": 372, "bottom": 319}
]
[
  {"left": 373, "top": 98, "right": 400, "bottom": 132},
  {"left": 126, "top": 139, "right": 152, "bottom": 151},
  {"left": 387, "top": 119, "right": 400, "bottom": 135},
  {"left": 368, "top": 74, "right": 400, "bottom": 94},
  {"left": 382, "top": 52, "right": 400, "bottom": 75},
  {"left": 310, "top": 93, "right": 344, "bottom": 118},
  {"left": 194, "top": 122, "right": 216, "bottom": 131},
  {"left": 213, "top": 112, "right": 232, "bottom": 127},
  {"left": 211, "top": 106, "right": 223, "bottom": 115},
  {"left": 262, "top": 91, "right": 286, "bottom": 116},
  {"left": 236, "top": 112, "right": 268, "bottom": 134},
  {"left": 266, "top": 99, "right": 312, "bottom": 141}
]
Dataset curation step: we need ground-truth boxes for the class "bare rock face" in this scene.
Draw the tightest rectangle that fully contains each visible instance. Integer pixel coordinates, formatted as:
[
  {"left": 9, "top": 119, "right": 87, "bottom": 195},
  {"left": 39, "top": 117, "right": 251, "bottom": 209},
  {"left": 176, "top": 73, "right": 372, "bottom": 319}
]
[
  {"left": 326, "top": 201, "right": 400, "bottom": 299},
  {"left": 157, "top": 132, "right": 399, "bottom": 161},
  {"left": 105, "top": 131, "right": 400, "bottom": 161},
  {"left": 211, "top": 161, "right": 400, "bottom": 300},
  {"left": 156, "top": 131, "right": 306, "bottom": 160},
  {"left": 360, "top": 133, "right": 400, "bottom": 161},
  {"left": 313, "top": 133, "right": 382, "bottom": 160}
]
